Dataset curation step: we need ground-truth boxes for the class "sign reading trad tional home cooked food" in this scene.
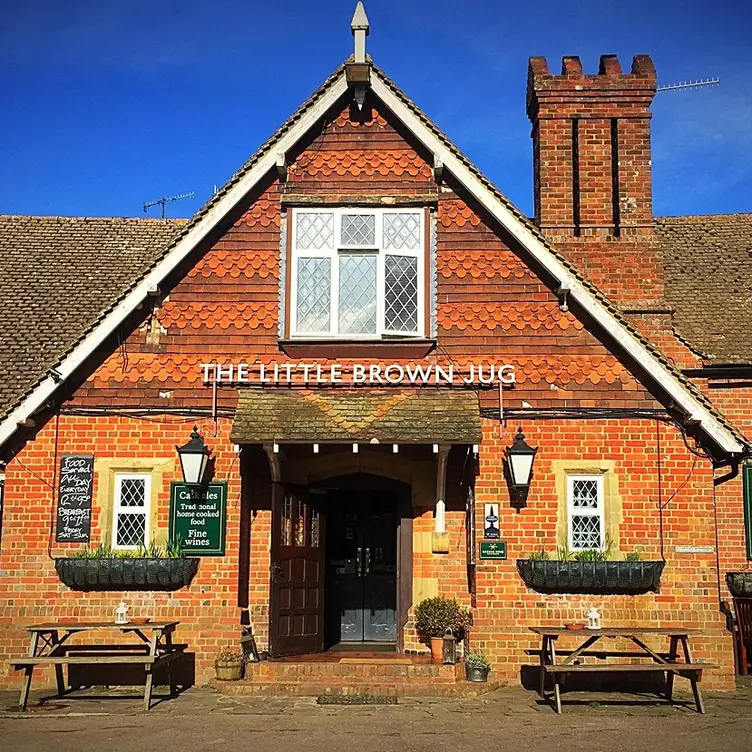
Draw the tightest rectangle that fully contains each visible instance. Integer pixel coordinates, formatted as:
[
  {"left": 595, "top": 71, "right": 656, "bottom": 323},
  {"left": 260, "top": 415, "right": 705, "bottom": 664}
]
[
  {"left": 200, "top": 362, "right": 516, "bottom": 386},
  {"left": 169, "top": 482, "right": 227, "bottom": 555},
  {"left": 55, "top": 454, "right": 94, "bottom": 543}
]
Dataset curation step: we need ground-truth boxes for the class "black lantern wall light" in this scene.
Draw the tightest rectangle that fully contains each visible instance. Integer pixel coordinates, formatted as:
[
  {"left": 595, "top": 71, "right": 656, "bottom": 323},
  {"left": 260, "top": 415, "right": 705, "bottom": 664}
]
[
  {"left": 504, "top": 428, "right": 538, "bottom": 508},
  {"left": 176, "top": 426, "right": 211, "bottom": 486}
]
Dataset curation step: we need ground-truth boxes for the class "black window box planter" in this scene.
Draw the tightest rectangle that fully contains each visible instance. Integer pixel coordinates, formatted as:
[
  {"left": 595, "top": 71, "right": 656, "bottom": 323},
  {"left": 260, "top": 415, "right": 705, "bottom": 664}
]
[
  {"left": 516, "top": 559, "right": 665, "bottom": 595},
  {"left": 55, "top": 557, "right": 200, "bottom": 591},
  {"left": 725, "top": 572, "right": 752, "bottom": 598}
]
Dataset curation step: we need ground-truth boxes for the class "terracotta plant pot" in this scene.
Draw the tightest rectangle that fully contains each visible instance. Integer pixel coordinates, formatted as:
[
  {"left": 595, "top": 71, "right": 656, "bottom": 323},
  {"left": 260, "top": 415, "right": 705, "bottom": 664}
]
[
  {"left": 430, "top": 637, "right": 444, "bottom": 661},
  {"left": 215, "top": 660, "right": 243, "bottom": 681}
]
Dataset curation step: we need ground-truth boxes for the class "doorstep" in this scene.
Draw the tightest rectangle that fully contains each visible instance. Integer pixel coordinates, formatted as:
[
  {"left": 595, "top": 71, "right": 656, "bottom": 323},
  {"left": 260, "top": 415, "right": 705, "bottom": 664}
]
[{"left": 211, "top": 655, "right": 503, "bottom": 697}]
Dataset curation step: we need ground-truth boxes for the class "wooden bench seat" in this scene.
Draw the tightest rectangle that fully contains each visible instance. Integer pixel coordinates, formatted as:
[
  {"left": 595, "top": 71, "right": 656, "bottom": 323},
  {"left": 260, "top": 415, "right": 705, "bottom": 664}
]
[
  {"left": 10, "top": 652, "right": 182, "bottom": 668},
  {"left": 544, "top": 662, "right": 713, "bottom": 674}
]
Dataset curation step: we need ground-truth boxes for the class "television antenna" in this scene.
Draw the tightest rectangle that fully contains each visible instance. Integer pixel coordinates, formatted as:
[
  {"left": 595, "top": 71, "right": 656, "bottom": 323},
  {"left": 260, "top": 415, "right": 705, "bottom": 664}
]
[
  {"left": 143, "top": 191, "right": 195, "bottom": 218},
  {"left": 657, "top": 77, "right": 719, "bottom": 93}
]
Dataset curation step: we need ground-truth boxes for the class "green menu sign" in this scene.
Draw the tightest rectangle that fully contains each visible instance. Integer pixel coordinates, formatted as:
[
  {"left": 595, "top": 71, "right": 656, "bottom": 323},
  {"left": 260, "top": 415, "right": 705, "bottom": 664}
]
[
  {"left": 169, "top": 482, "right": 227, "bottom": 556},
  {"left": 479, "top": 541, "right": 507, "bottom": 560}
]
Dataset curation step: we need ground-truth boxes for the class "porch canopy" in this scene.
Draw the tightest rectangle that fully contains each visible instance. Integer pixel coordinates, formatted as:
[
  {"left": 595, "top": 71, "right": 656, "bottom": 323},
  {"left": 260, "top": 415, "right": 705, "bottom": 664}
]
[{"left": 230, "top": 389, "right": 482, "bottom": 444}]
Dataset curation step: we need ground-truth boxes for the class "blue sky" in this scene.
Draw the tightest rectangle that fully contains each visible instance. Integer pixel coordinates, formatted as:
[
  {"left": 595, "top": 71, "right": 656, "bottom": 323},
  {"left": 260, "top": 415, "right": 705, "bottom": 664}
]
[{"left": 1, "top": 0, "right": 750, "bottom": 219}]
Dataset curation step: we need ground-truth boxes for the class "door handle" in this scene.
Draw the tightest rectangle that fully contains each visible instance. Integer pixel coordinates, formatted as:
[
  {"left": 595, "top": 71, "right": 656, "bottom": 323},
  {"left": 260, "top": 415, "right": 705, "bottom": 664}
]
[
  {"left": 365, "top": 548, "right": 371, "bottom": 575},
  {"left": 271, "top": 563, "right": 283, "bottom": 581},
  {"left": 357, "top": 547, "right": 363, "bottom": 577}
]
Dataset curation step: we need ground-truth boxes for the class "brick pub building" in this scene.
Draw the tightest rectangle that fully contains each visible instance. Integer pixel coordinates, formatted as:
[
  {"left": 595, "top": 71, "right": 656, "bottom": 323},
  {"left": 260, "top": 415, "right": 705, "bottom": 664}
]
[{"left": 1, "top": 5, "right": 751, "bottom": 693}]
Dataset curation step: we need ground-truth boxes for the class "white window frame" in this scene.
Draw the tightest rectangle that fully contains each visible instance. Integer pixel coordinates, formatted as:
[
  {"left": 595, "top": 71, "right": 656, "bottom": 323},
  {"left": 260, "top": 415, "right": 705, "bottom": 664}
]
[
  {"left": 566, "top": 474, "right": 605, "bottom": 552},
  {"left": 112, "top": 473, "right": 151, "bottom": 550},
  {"left": 290, "top": 207, "right": 425, "bottom": 339}
]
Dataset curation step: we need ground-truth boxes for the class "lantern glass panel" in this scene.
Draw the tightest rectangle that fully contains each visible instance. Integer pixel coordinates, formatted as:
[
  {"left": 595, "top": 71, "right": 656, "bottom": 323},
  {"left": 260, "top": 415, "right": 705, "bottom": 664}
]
[
  {"left": 509, "top": 453, "right": 534, "bottom": 487},
  {"left": 180, "top": 451, "right": 207, "bottom": 485}
]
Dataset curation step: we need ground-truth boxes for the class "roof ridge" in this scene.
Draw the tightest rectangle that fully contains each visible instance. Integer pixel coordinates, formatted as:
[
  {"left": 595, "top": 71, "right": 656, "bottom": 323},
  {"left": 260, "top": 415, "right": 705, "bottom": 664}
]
[{"left": 0, "top": 214, "right": 188, "bottom": 222}]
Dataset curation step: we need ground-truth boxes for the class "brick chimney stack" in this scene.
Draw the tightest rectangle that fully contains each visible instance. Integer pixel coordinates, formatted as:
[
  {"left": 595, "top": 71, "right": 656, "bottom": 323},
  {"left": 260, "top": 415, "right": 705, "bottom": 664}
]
[{"left": 526, "top": 54, "right": 664, "bottom": 309}]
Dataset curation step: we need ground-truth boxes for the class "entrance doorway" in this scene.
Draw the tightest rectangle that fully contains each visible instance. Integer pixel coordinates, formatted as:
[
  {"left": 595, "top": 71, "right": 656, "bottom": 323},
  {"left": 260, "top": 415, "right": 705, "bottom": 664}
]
[
  {"left": 268, "top": 472, "right": 412, "bottom": 658},
  {"left": 325, "top": 494, "right": 397, "bottom": 646}
]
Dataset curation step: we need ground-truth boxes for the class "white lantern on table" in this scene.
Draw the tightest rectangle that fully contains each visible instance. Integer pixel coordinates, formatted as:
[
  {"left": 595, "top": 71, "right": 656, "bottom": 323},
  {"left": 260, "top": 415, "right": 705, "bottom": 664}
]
[
  {"left": 586, "top": 607, "right": 601, "bottom": 630},
  {"left": 115, "top": 601, "right": 129, "bottom": 625}
]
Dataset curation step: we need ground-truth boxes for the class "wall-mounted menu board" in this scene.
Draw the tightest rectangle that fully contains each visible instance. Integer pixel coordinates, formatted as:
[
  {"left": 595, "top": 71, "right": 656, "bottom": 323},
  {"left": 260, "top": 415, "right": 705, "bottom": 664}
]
[{"left": 55, "top": 455, "right": 94, "bottom": 543}]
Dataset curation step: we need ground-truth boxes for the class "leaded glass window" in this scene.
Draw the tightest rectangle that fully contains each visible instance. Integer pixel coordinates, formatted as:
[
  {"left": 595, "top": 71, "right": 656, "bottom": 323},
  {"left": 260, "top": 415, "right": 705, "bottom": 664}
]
[
  {"left": 567, "top": 475, "right": 605, "bottom": 551},
  {"left": 113, "top": 474, "right": 151, "bottom": 549},
  {"left": 291, "top": 208, "right": 425, "bottom": 337}
]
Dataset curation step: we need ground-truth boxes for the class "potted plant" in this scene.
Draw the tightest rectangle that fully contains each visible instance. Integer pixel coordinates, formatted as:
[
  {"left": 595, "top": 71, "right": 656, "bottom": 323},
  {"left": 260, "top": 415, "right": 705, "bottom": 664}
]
[
  {"left": 516, "top": 543, "right": 665, "bottom": 595},
  {"left": 414, "top": 597, "right": 471, "bottom": 661},
  {"left": 726, "top": 571, "right": 752, "bottom": 597},
  {"left": 215, "top": 645, "right": 244, "bottom": 681},
  {"left": 55, "top": 539, "right": 199, "bottom": 592},
  {"left": 465, "top": 651, "right": 491, "bottom": 682}
]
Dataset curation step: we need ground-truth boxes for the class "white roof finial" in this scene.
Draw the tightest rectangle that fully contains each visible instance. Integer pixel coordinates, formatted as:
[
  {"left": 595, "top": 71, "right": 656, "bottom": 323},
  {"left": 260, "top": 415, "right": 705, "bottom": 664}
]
[{"left": 351, "top": 2, "right": 369, "bottom": 64}]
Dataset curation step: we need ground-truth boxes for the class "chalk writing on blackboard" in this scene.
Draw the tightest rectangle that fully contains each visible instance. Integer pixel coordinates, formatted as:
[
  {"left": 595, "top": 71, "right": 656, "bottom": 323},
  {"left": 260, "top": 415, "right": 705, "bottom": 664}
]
[{"left": 55, "top": 455, "right": 94, "bottom": 543}]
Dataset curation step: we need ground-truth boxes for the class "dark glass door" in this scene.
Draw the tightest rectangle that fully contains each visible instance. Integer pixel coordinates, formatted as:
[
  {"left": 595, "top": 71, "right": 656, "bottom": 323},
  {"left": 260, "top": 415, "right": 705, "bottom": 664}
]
[{"left": 327, "top": 497, "right": 397, "bottom": 643}]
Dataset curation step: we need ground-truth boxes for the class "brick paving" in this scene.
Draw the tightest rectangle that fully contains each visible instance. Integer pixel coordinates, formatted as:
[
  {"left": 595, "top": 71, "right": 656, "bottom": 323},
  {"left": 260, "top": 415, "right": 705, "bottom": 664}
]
[{"left": 1, "top": 679, "right": 751, "bottom": 752}]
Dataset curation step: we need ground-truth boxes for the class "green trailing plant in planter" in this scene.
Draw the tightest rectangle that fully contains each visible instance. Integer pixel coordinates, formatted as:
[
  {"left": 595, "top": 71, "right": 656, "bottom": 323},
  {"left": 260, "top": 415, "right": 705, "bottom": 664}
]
[
  {"left": 517, "top": 538, "right": 664, "bottom": 595},
  {"left": 56, "top": 537, "right": 198, "bottom": 591},
  {"left": 215, "top": 645, "right": 244, "bottom": 681},
  {"left": 415, "top": 597, "right": 471, "bottom": 660},
  {"left": 465, "top": 651, "right": 491, "bottom": 682}
]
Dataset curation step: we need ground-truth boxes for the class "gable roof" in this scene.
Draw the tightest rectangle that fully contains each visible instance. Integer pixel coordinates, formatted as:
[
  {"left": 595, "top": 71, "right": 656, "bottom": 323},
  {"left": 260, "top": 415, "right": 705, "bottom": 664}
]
[
  {"left": 0, "top": 60, "right": 746, "bottom": 462},
  {"left": 0, "top": 215, "right": 185, "bottom": 419},
  {"left": 658, "top": 213, "right": 752, "bottom": 366}
]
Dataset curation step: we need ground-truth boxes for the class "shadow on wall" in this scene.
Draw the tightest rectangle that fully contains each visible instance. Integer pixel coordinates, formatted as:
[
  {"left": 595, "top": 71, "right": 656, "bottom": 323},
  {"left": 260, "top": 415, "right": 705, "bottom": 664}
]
[
  {"left": 66, "top": 652, "right": 195, "bottom": 691},
  {"left": 520, "top": 663, "right": 667, "bottom": 695}
]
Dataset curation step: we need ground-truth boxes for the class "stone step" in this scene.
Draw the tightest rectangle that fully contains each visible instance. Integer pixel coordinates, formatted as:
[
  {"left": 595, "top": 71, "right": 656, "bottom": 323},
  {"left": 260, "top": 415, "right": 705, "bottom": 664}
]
[
  {"left": 213, "top": 678, "right": 504, "bottom": 698},
  {"left": 248, "top": 661, "right": 464, "bottom": 682}
]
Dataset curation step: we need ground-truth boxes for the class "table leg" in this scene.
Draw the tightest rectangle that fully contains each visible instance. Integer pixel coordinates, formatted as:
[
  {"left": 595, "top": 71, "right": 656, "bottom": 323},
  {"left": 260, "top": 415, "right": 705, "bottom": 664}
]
[
  {"left": 550, "top": 638, "right": 562, "bottom": 714},
  {"left": 51, "top": 631, "right": 66, "bottom": 697},
  {"left": 539, "top": 636, "right": 548, "bottom": 699},
  {"left": 143, "top": 630, "right": 159, "bottom": 711},
  {"left": 18, "top": 632, "right": 40, "bottom": 710},
  {"left": 680, "top": 637, "right": 705, "bottom": 714},
  {"left": 165, "top": 631, "right": 177, "bottom": 698},
  {"left": 666, "top": 636, "right": 678, "bottom": 702}
]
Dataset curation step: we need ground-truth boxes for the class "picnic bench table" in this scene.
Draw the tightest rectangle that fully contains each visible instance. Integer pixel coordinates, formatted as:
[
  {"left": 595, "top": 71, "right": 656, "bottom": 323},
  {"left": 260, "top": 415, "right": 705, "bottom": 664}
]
[
  {"left": 8, "top": 620, "right": 183, "bottom": 711},
  {"left": 530, "top": 626, "right": 716, "bottom": 714}
]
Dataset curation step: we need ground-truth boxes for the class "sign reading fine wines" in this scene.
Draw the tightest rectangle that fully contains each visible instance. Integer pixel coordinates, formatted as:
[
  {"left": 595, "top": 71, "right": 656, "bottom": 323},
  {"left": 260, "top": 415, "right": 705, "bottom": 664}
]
[
  {"left": 200, "top": 362, "right": 516, "bottom": 386},
  {"left": 169, "top": 482, "right": 227, "bottom": 556}
]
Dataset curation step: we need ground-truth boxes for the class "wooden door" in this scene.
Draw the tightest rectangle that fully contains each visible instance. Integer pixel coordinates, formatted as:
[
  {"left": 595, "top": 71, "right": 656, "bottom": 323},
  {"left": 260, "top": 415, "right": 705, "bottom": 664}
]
[{"left": 269, "top": 488, "right": 325, "bottom": 657}]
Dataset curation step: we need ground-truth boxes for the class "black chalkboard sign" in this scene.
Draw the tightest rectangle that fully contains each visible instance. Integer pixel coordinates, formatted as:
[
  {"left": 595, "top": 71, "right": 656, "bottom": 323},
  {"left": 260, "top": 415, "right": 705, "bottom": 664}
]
[{"left": 55, "top": 455, "right": 94, "bottom": 543}]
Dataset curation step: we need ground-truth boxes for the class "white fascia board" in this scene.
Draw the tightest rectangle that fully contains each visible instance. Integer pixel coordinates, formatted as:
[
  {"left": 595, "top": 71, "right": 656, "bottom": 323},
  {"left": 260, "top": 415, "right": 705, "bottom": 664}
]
[
  {"left": 0, "top": 74, "right": 349, "bottom": 452},
  {"left": 369, "top": 72, "right": 744, "bottom": 456}
]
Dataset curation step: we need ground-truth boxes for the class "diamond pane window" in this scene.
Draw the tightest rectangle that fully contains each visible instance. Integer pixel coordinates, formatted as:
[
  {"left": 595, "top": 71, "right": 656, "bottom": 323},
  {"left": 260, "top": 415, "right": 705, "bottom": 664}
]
[
  {"left": 384, "top": 212, "right": 420, "bottom": 250},
  {"left": 339, "top": 253, "right": 377, "bottom": 334},
  {"left": 341, "top": 214, "right": 375, "bottom": 247},
  {"left": 113, "top": 474, "right": 151, "bottom": 550},
  {"left": 567, "top": 475, "right": 605, "bottom": 551},
  {"left": 296, "top": 212, "right": 334, "bottom": 250},
  {"left": 385, "top": 255, "right": 418, "bottom": 331},
  {"left": 291, "top": 209, "right": 425, "bottom": 338},
  {"left": 296, "top": 258, "right": 331, "bottom": 333}
]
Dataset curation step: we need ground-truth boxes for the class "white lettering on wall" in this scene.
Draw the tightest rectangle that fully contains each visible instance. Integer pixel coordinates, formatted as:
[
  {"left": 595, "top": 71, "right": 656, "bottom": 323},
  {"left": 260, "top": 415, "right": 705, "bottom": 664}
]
[{"left": 199, "top": 362, "right": 516, "bottom": 386}]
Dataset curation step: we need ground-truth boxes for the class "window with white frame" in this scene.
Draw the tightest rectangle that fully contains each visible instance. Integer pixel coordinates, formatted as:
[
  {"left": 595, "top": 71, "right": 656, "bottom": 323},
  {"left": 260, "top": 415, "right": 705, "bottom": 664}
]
[
  {"left": 291, "top": 208, "right": 425, "bottom": 338},
  {"left": 567, "top": 475, "right": 605, "bottom": 551},
  {"left": 112, "top": 473, "right": 151, "bottom": 549}
]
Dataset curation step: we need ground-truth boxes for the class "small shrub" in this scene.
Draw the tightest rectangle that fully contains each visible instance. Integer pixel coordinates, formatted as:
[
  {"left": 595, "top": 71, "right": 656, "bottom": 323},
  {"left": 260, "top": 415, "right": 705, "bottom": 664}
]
[
  {"left": 465, "top": 651, "right": 491, "bottom": 669},
  {"left": 215, "top": 645, "right": 244, "bottom": 664},
  {"left": 415, "top": 597, "right": 471, "bottom": 639},
  {"left": 68, "top": 538, "right": 186, "bottom": 559},
  {"left": 573, "top": 548, "right": 607, "bottom": 562}
]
